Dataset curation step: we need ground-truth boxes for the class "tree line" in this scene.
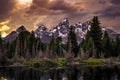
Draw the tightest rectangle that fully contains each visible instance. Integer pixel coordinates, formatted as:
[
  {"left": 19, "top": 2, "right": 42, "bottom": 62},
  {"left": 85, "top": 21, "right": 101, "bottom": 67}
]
[{"left": 0, "top": 16, "right": 120, "bottom": 64}]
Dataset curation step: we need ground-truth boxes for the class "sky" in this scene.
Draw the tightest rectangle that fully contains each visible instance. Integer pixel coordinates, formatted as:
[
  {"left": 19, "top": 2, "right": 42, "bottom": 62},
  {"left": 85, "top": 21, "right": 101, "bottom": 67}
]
[{"left": 0, "top": 0, "right": 120, "bottom": 37}]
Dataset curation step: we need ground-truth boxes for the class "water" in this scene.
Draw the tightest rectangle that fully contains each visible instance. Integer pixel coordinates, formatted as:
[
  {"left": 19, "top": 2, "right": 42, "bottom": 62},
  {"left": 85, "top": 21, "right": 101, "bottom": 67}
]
[{"left": 0, "top": 65, "right": 120, "bottom": 80}]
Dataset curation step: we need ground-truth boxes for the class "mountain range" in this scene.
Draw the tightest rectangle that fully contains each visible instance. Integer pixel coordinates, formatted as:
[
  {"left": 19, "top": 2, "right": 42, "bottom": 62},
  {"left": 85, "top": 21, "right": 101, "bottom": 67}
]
[{"left": 4, "top": 19, "right": 120, "bottom": 43}]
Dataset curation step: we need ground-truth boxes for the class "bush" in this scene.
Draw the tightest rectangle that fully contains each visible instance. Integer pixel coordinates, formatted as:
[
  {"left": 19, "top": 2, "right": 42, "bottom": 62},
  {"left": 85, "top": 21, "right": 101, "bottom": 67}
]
[
  {"left": 24, "top": 59, "right": 58, "bottom": 70},
  {"left": 81, "top": 58, "right": 104, "bottom": 65},
  {"left": 57, "top": 58, "right": 67, "bottom": 67},
  {"left": 33, "top": 60, "right": 58, "bottom": 69}
]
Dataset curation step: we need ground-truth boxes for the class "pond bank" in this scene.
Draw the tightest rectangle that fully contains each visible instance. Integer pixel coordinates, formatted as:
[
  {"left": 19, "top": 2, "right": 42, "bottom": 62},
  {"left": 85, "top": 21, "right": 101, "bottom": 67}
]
[{"left": 1, "top": 58, "right": 120, "bottom": 70}]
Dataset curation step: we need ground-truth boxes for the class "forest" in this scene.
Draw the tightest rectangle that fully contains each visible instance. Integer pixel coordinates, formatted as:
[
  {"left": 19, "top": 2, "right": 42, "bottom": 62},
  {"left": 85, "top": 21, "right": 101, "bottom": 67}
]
[{"left": 0, "top": 16, "right": 120, "bottom": 66}]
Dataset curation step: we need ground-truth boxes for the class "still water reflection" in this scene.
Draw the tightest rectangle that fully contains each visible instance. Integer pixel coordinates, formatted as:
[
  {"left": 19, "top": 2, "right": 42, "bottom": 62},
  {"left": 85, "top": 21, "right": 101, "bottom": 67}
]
[{"left": 0, "top": 65, "right": 120, "bottom": 80}]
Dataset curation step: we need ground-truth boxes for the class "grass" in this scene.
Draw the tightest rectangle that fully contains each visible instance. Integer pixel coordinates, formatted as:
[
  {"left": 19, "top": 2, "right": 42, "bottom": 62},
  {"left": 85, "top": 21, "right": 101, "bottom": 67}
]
[
  {"left": 57, "top": 58, "right": 67, "bottom": 68},
  {"left": 110, "top": 57, "right": 120, "bottom": 62},
  {"left": 24, "top": 58, "right": 67, "bottom": 70},
  {"left": 81, "top": 58, "right": 104, "bottom": 66},
  {"left": 24, "top": 58, "right": 105, "bottom": 69},
  {"left": 24, "top": 59, "right": 57, "bottom": 68}
]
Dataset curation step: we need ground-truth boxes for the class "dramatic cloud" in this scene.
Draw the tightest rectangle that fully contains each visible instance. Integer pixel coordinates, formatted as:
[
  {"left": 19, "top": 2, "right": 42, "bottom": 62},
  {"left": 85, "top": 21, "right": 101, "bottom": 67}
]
[
  {"left": 0, "top": 25, "right": 10, "bottom": 32},
  {"left": 0, "top": 20, "right": 10, "bottom": 37},
  {"left": 110, "top": 0, "right": 120, "bottom": 5},
  {"left": 25, "top": 0, "right": 85, "bottom": 17},
  {"left": 0, "top": 0, "right": 16, "bottom": 22},
  {"left": 95, "top": 0, "right": 120, "bottom": 18},
  {"left": 25, "top": 0, "right": 88, "bottom": 28},
  {"left": 0, "top": 0, "right": 120, "bottom": 36},
  {"left": 99, "top": 6, "right": 120, "bottom": 18}
]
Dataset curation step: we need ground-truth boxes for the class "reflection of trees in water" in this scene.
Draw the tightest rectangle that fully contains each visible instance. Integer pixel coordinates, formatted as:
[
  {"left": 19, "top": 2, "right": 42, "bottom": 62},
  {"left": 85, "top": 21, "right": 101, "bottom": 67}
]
[{"left": 0, "top": 66, "right": 120, "bottom": 80}]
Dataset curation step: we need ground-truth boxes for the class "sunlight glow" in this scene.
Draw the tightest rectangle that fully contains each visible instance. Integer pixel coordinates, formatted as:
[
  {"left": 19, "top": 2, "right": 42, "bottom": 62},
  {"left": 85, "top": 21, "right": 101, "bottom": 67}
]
[
  {"left": 0, "top": 20, "right": 9, "bottom": 25},
  {"left": 17, "top": 0, "right": 32, "bottom": 6},
  {"left": 1, "top": 32, "right": 7, "bottom": 38},
  {"left": 50, "top": 0, "right": 54, "bottom": 2},
  {"left": 0, "top": 20, "right": 10, "bottom": 37},
  {"left": 0, "top": 25, "right": 10, "bottom": 32}
]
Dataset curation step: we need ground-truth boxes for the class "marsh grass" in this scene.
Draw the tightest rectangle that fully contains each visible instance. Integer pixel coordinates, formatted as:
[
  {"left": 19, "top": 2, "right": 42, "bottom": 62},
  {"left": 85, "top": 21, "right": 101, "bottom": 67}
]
[{"left": 81, "top": 58, "right": 104, "bottom": 66}]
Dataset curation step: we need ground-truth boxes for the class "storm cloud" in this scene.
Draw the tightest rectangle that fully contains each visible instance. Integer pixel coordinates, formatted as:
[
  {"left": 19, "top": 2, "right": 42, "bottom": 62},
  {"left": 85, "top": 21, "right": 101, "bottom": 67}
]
[
  {"left": 25, "top": 0, "right": 86, "bottom": 17},
  {"left": 0, "top": 0, "right": 120, "bottom": 36},
  {"left": 0, "top": 0, "right": 16, "bottom": 22}
]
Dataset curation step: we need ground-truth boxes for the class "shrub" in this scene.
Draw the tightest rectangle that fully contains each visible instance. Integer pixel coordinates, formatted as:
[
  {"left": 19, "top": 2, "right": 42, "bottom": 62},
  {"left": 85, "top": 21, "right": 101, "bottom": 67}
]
[
  {"left": 81, "top": 58, "right": 104, "bottom": 65},
  {"left": 57, "top": 58, "right": 67, "bottom": 67}
]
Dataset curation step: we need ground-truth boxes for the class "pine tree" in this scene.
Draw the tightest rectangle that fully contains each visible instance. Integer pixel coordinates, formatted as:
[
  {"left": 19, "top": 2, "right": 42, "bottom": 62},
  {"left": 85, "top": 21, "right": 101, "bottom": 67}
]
[
  {"left": 115, "top": 37, "right": 120, "bottom": 57},
  {"left": 49, "top": 36, "right": 60, "bottom": 58},
  {"left": 67, "top": 26, "right": 79, "bottom": 57},
  {"left": 90, "top": 16, "right": 102, "bottom": 58},
  {"left": 7, "top": 41, "right": 16, "bottom": 59},
  {"left": 0, "top": 33, "right": 3, "bottom": 60},
  {"left": 102, "top": 31, "right": 111, "bottom": 57},
  {"left": 55, "top": 37, "right": 62, "bottom": 57}
]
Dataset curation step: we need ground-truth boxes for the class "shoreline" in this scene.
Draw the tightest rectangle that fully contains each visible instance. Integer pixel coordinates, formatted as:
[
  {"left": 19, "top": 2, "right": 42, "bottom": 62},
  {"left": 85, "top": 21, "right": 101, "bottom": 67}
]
[{"left": 1, "top": 58, "right": 120, "bottom": 70}]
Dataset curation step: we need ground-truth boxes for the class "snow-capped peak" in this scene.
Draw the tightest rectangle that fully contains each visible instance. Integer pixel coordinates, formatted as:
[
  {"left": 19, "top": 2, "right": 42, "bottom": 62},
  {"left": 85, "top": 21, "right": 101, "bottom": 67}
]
[
  {"left": 58, "top": 18, "right": 69, "bottom": 27},
  {"left": 5, "top": 18, "right": 120, "bottom": 43}
]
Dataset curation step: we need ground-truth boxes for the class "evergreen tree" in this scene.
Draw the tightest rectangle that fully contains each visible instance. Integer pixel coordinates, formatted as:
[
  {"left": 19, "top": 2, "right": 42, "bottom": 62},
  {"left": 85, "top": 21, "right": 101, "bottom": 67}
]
[
  {"left": 55, "top": 37, "right": 62, "bottom": 57},
  {"left": 0, "top": 33, "right": 3, "bottom": 59},
  {"left": 90, "top": 16, "right": 102, "bottom": 58},
  {"left": 81, "top": 37, "right": 95, "bottom": 58},
  {"left": 49, "top": 36, "right": 55, "bottom": 58},
  {"left": 7, "top": 41, "right": 16, "bottom": 59},
  {"left": 81, "top": 31, "right": 92, "bottom": 53},
  {"left": 0, "top": 33, "right": 2, "bottom": 54},
  {"left": 28, "top": 31, "right": 36, "bottom": 58},
  {"left": 110, "top": 39, "right": 116, "bottom": 57},
  {"left": 102, "top": 31, "right": 112, "bottom": 57},
  {"left": 115, "top": 37, "right": 120, "bottom": 57},
  {"left": 67, "top": 26, "right": 79, "bottom": 57}
]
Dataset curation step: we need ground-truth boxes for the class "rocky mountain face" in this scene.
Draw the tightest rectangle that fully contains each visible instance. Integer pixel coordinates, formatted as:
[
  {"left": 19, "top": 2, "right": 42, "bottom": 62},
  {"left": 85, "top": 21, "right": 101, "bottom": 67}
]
[
  {"left": 4, "top": 26, "right": 26, "bottom": 42},
  {"left": 34, "top": 19, "right": 91, "bottom": 43},
  {"left": 4, "top": 19, "right": 120, "bottom": 43}
]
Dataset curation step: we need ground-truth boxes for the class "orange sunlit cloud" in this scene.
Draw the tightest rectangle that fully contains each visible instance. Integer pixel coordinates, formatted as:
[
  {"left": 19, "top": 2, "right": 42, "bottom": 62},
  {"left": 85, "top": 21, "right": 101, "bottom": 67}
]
[
  {"left": 0, "top": 20, "right": 10, "bottom": 37},
  {"left": 1, "top": 32, "right": 8, "bottom": 37},
  {"left": 0, "top": 19, "right": 9, "bottom": 25},
  {"left": 0, "top": 25, "right": 10, "bottom": 31},
  {"left": 0, "top": 0, "right": 120, "bottom": 33},
  {"left": 0, "top": 25, "right": 10, "bottom": 37},
  {"left": 16, "top": 0, "right": 33, "bottom": 9}
]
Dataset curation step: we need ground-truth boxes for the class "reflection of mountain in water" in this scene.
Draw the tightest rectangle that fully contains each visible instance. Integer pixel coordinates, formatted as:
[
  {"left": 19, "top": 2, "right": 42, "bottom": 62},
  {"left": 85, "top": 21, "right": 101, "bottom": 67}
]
[{"left": 0, "top": 66, "right": 120, "bottom": 80}]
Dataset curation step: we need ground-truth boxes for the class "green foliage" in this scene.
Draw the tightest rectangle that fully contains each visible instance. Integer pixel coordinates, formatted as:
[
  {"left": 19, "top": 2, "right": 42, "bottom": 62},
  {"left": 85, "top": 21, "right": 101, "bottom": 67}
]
[
  {"left": 102, "top": 31, "right": 112, "bottom": 57},
  {"left": 57, "top": 58, "right": 67, "bottom": 67},
  {"left": 81, "top": 37, "right": 95, "bottom": 57},
  {"left": 24, "top": 59, "right": 58, "bottom": 70},
  {"left": 115, "top": 37, "right": 120, "bottom": 56},
  {"left": 67, "top": 26, "right": 79, "bottom": 57},
  {"left": 6, "top": 41, "right": 16, "bottom": 58},
  {"left": 90, "top": 16, "right": 102, "bottom": 57},
  {"left": 1, "top": 17, "right": 120, "bottom": 67},
  {"left": 81, "top": 16, "right": 103, "bottom": 58},
  {"left": 111, "top": 57, "right": 120, "bottom": 62},
  {"left": 81, "top": 58, "right": 104, "bottom": 66}
]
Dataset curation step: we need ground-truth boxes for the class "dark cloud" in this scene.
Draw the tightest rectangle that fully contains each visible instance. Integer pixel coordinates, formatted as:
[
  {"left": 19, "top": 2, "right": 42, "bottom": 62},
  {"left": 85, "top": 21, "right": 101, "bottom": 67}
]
[
  {"left": 110, "top": 0, "right": 120, "bottom": 5},
  {"left": 0, "top": 0, "right": 16, "bottom": 21},
  {"left": 98, "top": 0, "right": 107, "bottom": 4},
  {"left": 25, "top": 0, "right": 53, "bottom": 16},
  {"left": 25, "top": 0, "right": 85, "bottom": 17},
  {"left": 1, "top": 0, "right": 120, "bottom": 35},
  {"left": 95, "top": 6, "right": 120, "bottom": 18},
  {"left": 113, "top": 26, "right": 120, "bottom": 33},
  {"left": 24, "top": 0, "right": 88, "bottom": 28},
  {"left": 94, "top": 0, "right": 120, "bottom": 18},
  {"left": 49, "top": 0, "right": 78, "bottom": 12}
]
